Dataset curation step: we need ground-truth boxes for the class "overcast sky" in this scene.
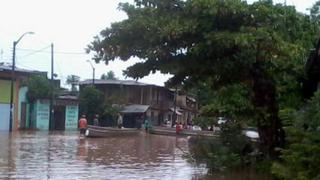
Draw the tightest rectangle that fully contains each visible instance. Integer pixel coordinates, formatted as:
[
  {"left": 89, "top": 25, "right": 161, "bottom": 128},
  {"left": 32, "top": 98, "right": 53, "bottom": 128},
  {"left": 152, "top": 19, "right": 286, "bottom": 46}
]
[{"left": 0, "top": 0, "right": 317, "bottom": 88}]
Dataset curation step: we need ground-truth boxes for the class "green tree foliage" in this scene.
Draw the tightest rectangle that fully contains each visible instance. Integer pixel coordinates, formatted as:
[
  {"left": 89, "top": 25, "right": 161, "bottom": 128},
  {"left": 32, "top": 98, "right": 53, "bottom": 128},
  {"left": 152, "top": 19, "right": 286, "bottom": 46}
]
[
  {"left": 188, "top": 138, "right": 242, "bottom": 172},
  {"left": 101, "top": 70, "right": 117, "bottom": 80},
  {"left": 87, "top": 0, "right": 319, "bottom": 157},
  {"left": 272, "top": 91, "right": 320, "bottom": 180},
  {"left": 79, "top": 86, "right": 120, "bottom": 125},
  {"left": 102, "top": 103, "right": 121, "bottom": 126},
  {"left": 79, "top": 86, "right": 104, "bottom": 123},
  {"left": 66, "top": 75, "right": 80, "bottom": 92},
  {"left": 200, "top": 83, "right": 254, "bottom": 122},
  {"left": 188, "top": 122, "right": 254, "bottom": 172},
  {"left": 24, "top": 75, "right": 54, "bottom": 102}
]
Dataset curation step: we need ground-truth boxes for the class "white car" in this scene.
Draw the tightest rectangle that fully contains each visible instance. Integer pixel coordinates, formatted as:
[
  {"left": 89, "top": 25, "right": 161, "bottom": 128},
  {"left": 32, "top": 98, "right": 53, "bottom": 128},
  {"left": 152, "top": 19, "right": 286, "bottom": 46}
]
[
  {"left": 217, "top": 117, "right": 227, "bottom": 125},
  {"left": 192, "top": 125, "right": 202, "bottom": 131}
]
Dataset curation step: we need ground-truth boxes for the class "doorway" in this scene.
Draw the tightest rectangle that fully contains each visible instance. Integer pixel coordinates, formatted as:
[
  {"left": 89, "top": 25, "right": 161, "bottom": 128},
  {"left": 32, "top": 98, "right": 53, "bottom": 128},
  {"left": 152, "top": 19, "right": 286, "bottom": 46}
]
[
  {"left": 53, "top": 105, "right": 65, "bottom": 130},
  {"left": 20, "top": 102, "right": 27, "bottom": 129},
  {"left": 0, "top": 103, "right": 10, "bottom": 131}
]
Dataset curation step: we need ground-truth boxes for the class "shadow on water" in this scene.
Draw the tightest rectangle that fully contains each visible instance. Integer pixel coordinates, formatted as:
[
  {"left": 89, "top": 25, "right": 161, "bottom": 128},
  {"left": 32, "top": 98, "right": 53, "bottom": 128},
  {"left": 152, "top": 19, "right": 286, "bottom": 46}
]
[{"left": 0, "top": 131, "right": 271, "bottom": 179}]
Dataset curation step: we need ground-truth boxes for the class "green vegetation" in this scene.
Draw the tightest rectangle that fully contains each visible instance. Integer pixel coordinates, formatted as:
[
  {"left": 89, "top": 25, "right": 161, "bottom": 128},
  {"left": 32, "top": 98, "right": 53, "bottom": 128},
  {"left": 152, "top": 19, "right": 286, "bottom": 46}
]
[
  {"left": 66, "top": 74, "right": 80, "bottom": 92},
  {"left": 79, "top": 86, "right": 104, "bottom": 124},
  {"left": 101, "top": 70, "right": 117, "bottom": 80},
  {"left": 79, "top": 86, "right": 119, "bottom": 125},
  {"left": 87, "top": 0, "right": 320, "bottom": 178},
  {"left": 272, "top": 91, "right": 320, "bottom": 180},
  {"left": 24, "top": 75, "right": 56, "bottom": 102}
]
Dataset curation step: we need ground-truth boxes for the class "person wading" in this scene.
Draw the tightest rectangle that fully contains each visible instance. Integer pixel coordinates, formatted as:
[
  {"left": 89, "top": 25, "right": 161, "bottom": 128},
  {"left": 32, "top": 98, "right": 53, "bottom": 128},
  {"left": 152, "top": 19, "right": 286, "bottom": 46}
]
[
  {"left": 79, "top": 115, "right": 88, "bottom": 136},
  {"left": 93, "top": 114, "right": 100, "bottom": 126},
  {"left": 117, "top": 113, "right": 123, "bottom": 128}
]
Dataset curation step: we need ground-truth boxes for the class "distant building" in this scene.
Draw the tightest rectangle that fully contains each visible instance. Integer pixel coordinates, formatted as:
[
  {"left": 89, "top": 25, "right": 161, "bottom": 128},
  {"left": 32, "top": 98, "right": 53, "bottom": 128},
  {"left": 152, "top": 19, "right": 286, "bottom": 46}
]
[{"left": 79, "top": 79, "right": 198, "bottom": 127}]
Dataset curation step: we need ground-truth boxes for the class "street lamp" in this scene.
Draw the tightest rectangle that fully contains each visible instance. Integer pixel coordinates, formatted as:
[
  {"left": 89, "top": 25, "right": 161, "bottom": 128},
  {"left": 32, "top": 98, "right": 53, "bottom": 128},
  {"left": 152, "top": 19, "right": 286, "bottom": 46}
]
[
  {"left": 9, "top": 31, "right": 34, "bottom": 132},
  {"left": 86, "top": 60, "right": 95, "bottom": 85}
]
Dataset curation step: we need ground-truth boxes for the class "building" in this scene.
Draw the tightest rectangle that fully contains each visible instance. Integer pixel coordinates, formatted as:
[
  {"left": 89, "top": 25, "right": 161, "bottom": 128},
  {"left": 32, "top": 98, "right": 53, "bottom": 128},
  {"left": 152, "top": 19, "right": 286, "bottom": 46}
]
[
  {"left": 175, "top": 90, "right": 198, "bottom": 125},
  {"left": 29, "top": 97, "right": 79, "bottom": 131},
  {"left": 0, "top": 63, "right": 79, "bottom": 132},
  {"left": 0, "top": 63, "right": 45, "bottom": 131},
  {"left": 79, "top": 79, "right": 198, "bottom": 127}
]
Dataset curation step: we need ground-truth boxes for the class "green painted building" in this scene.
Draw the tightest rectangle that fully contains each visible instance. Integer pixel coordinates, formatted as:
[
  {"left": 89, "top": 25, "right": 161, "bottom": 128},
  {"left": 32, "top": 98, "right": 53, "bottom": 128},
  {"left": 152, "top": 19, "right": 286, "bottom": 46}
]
[{"left": 30, "top": 99, "right": 79, "bottom": 131}]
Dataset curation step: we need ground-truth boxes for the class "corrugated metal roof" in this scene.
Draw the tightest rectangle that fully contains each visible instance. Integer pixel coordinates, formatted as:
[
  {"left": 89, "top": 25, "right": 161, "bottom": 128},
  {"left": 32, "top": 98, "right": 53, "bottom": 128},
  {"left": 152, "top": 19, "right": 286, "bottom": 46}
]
[
  {"left": 120, "top": 104, "right": 150, "bottom": 113},
  {"left": 0, "top": 63, "right": 45, "bottom": 74},
  {"left": 79, "top": 79, "right": 151, "bottom": 86},
  {"left": 79, "top": 79, "right": 150, "bottom": 86}
]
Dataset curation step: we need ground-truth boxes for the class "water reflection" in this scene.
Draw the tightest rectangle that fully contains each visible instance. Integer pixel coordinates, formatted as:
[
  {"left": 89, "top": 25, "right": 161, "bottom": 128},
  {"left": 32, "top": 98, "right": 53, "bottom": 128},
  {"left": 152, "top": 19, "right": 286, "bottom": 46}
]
[{"left": 0, "top": 131, "right": 206, "bottom": 180}]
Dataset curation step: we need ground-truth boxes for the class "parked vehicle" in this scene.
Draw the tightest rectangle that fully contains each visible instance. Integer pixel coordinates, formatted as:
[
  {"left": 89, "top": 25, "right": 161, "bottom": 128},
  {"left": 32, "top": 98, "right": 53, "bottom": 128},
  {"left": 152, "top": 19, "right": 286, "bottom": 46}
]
[
  {"left": 217, "top": 117, "right": 228, "bottom": 125},
  {"left": 192, "top": 125, "right": 202, "bottom": 131}
]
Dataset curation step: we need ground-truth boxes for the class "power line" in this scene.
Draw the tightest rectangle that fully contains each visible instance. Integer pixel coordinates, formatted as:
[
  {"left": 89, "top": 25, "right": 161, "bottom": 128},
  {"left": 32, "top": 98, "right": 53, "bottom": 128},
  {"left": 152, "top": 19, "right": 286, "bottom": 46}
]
[
  {"left": 15, "top": 62, "right": 40, "bottom": 71},
  {"left": 16, "top": 48, "right": 88, "bottom": 55},
  {"left": 18, "top": 45, "right": 51, "bottom": 59}
]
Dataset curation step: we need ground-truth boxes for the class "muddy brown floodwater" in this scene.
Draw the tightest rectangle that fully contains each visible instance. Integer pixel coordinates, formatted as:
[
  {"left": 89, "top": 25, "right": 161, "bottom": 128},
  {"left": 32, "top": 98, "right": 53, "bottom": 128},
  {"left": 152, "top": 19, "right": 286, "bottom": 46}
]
[{"left": 0, "top": 131, "right": 270, "bottom": 180}]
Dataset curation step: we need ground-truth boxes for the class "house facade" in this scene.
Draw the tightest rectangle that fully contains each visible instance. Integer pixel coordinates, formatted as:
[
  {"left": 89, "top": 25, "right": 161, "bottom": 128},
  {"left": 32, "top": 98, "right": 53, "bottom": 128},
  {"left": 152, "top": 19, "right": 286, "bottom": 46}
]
[
  {"left": 29, "top": 98, "right": 79, "bottom": 131},
  {"left": 0, "top": 63, "right": 45, "bottom": 131},
  {"left": 79, "top": 79, "right": 198, "bottom": 127},
  {"left": 0, "top": 63, "right": 79, "bottom": 132}
]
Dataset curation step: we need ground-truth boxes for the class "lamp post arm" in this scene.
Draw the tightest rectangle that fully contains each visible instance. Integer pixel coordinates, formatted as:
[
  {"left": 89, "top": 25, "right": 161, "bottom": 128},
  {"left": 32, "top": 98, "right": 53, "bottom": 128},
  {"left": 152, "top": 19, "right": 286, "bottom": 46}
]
[
  {"left": 15, "top": 32, "right": 34, "bottom": 45},
  {"left": 86, "top": 60, "right": 95, "bottom": 85}
]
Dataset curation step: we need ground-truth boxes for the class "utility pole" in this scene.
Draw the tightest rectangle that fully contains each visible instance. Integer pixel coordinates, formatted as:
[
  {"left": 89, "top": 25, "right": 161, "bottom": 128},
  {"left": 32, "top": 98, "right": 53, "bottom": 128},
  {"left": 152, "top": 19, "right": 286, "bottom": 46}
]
[
  {"left": 93, "top": 67, "right": 95, "bottom": 85},
  {"left": 9, "top": 41, "right": 17, "bottom": 132},
  {"left": 9, "top": 32, "right": 34, "bottom": 132},
  {"left": 49, "top": 43, "right": 54, "bottom": 130}
]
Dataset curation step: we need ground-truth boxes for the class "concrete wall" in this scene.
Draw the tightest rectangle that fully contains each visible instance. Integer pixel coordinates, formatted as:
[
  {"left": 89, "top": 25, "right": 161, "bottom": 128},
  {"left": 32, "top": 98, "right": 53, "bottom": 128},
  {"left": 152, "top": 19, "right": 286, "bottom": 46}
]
[
  {"left": 0, "top": 104, "right": 10, "bottom": 131},
  {"left": 65, "top": 105, "right": 78, "bottom": 130},
  {"left": 32, "top": 100, "right": 79, "bottom": 131},
  {"left": 0, "top": 80, "right": 11, "bottom": 131},
  {"left": 0, "top": 80, "right": 12, "bottom": 103},
  {"left": 0, "top": 79, "right": 20, "bottom": 131},
  {"left": 35, "top": 100, "right": 50, "bottom": 130}
]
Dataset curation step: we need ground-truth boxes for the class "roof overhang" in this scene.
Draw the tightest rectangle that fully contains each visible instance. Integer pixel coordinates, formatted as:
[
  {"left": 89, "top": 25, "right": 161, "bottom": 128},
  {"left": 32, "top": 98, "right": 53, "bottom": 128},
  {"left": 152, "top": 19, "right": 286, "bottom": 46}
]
[
  {"left": 120, "top": 104, "right": 150, "bottom": 113},
  {"left": 170, "top": 107, "right": 182, "bottom": 115}
]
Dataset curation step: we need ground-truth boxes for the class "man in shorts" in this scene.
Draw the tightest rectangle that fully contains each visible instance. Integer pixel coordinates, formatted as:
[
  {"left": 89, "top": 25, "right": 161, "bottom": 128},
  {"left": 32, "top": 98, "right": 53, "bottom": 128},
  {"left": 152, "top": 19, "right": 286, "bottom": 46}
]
[{"left": 79, "top": 115, "right": 88, "bottom": 135}]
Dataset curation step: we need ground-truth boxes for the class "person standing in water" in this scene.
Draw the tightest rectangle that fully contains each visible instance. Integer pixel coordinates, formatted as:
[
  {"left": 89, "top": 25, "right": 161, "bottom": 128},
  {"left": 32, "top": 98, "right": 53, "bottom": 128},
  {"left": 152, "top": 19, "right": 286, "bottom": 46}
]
[
  {"left": 93, "top": 114, "right": 99, "bottom": 126},
  {"left": 117, "top": 113, "right": 123, "bottom": 128},
  {"left": 79, "top": 115, "right": 88, "bottom": 136}
]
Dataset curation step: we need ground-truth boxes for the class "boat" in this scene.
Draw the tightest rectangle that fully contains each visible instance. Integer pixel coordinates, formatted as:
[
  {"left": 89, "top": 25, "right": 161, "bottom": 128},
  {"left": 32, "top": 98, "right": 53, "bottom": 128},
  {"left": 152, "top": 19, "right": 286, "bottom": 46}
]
[
  {"left": 148, "top": 126, "right": 218, "bottom": 138},
  {"left": 85, "top": 125, "right": 141, "bottom": 138}
]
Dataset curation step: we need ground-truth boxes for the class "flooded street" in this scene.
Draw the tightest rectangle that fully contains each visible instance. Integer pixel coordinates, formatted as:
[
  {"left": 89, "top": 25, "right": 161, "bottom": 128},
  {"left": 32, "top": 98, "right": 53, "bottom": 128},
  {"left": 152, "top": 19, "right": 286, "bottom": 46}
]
[
  {"left": 0, "top": 131, "right": 207, "bottom": 180},
  {"left": 0, "top": 131, "right": 271, "bottom": 180}
]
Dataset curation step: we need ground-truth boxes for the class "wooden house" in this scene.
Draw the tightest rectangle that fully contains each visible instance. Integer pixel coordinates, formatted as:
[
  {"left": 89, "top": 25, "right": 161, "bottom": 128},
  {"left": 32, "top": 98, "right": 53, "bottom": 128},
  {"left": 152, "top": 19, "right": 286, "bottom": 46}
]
[{"left": 79, "top": 79, "right": 198, "bottom": 127}]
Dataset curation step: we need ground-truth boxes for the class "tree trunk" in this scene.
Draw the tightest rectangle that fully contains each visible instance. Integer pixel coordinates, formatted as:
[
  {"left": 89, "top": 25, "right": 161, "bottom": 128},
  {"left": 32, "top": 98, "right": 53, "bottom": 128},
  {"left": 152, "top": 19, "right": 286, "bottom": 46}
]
[{"left": 252, "top": 63, "right": 285, "bottom": 158}]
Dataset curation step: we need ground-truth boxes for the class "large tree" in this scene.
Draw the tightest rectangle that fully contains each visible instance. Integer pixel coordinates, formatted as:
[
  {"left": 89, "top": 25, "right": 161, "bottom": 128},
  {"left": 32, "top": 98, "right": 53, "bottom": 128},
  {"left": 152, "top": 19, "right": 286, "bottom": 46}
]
[{"left": 87, "top": 0, "right": 319, "bottom": 157}]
